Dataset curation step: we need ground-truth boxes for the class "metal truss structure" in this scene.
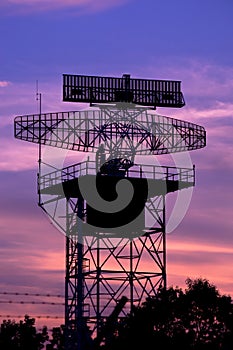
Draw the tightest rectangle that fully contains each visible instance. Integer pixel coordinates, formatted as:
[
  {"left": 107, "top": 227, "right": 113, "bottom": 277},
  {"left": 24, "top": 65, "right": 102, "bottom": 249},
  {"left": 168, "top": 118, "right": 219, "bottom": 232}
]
[
  {"left": 38, "top": 159, "right": 195, "bottom": 349},
  {"left": 14, "top": 73, "right": 206, "bottom": 350},
  {"left": 63, "top": 73, "right": 185, "bottom": 108},
  {"left": 14, "top": 107, "right": 206, "bottom": 155}
]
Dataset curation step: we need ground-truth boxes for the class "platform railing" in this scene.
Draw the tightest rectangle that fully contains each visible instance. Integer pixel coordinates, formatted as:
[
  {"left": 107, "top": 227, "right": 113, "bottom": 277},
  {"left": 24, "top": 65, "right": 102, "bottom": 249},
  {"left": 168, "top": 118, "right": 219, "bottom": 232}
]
[{"left": 38, "top": 160, "right": 195, "bottom": 192}]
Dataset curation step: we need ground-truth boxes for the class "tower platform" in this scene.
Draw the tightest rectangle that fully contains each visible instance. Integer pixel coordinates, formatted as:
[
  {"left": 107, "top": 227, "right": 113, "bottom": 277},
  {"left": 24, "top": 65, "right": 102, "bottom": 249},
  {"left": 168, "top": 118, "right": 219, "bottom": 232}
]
[
  {"left": 39, "top": 160, "right": 195, "bottom": 236},
  {"left": 39, "top": 160, "right": 195, "bottom": 196}
]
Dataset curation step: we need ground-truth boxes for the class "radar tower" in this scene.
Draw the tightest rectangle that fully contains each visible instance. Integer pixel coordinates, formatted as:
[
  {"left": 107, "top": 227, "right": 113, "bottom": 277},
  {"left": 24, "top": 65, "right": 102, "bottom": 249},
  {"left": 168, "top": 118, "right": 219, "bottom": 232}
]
[{"left": 14, "top": 73, "right": 206, "bottom": 350}]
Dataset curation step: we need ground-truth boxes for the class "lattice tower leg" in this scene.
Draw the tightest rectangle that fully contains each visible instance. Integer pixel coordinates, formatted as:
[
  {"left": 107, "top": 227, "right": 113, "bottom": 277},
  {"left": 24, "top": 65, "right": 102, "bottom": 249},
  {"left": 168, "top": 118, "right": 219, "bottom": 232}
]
[
  {"left": 64, "top": 193, "right": 166, "bottom": 350},
  {"left": 65, "top": 198, "right": 90, "bottom": 350}
]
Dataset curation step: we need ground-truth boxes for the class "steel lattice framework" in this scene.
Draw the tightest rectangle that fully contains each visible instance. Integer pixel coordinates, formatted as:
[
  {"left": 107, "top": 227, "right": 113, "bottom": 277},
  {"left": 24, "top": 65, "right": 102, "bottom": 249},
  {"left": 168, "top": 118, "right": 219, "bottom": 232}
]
[
  {"left": 63, "top": 73, "right": 185, "bottom": 108},
  {"left": 14, "top": 107, "right": 205, "bottom": 155},
  {"left": 14, "top": 73, "right": 206, "bottom": 350},
  {"left": 38, "top": 159, "right": 195, "bottom": 349}
]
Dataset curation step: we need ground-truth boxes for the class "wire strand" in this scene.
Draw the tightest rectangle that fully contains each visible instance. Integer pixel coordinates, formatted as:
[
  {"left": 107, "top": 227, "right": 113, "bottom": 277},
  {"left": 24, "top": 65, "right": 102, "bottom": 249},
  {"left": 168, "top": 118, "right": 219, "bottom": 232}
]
[
  {"left": 0, "top": 300, "right": 64, "bottom": 306},
  {"left": 0, "top": 314, "right": 63, "bottom": 319},
  {"left": 0, "top": 292, "right": 64, "bottom": 298}
]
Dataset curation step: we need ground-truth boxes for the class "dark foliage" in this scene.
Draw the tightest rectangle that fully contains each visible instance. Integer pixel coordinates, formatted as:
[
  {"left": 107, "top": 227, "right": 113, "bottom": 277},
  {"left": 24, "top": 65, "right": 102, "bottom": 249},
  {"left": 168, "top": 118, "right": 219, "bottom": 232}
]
[
  {"left": 102, "top": 278, "right": 233, "bottom": 350},
  {"left": 0, "top": 315, "right": 65, "bottom": 350},
  {"left": 0, "top": 315, "right": 48, "bottom": 350}
]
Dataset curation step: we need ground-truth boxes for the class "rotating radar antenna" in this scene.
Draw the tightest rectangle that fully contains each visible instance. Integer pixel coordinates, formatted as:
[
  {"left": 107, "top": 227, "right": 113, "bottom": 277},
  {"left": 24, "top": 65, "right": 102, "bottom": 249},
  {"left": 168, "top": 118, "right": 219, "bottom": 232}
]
[{"left": 14, "top": 73, "right": 206, "bottom": 350}]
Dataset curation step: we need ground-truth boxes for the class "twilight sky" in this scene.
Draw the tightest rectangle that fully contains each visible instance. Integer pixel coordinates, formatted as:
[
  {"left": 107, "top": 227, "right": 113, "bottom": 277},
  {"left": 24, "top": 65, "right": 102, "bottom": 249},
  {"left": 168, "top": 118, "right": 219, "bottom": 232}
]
[{"left": 0, "top": 0, "right": 233, "bottom": 329}]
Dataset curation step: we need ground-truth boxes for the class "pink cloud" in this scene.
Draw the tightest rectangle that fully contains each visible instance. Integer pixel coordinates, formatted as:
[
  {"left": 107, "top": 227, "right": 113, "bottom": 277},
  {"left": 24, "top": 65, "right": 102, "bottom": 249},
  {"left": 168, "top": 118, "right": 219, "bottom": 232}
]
[
  {"left": 1, "top": 0, "right": 130, "bottom": 15},
  {"left": 143, "top": 58, "right": 233, "bottom": 112},
  {"left": 168, "top": 239, "right": 233, "bottom": 255},
  {"left": 0, "top": 81, "right": 11, "bottom": 88},
  {"left": 0, "top": 208, "right": 65, "bottom": 328},
  {"left": 0, "top": 80, "right": 85, "bottom": 128},
  {"left": 0, "top": 138, "right": 38, "bottom": 171},
  {"left": 167, "top": 244, "right": 233, "bottom": 297}
]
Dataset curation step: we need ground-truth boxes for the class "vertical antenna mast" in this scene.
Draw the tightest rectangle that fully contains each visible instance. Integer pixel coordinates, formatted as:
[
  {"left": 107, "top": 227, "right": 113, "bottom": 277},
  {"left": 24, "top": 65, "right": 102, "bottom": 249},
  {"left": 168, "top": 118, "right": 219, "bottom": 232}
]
[
  {"left": 36, "top": 80, "right": 42, "bottom": 115},
  {"left": 36, "top": 80, "right": 42, "bottom": 206}
]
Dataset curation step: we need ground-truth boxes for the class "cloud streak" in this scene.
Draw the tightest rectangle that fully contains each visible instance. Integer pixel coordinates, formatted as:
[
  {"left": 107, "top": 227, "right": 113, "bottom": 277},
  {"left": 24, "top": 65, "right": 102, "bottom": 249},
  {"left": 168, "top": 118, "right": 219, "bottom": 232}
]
[
  {"left": 1, "top": 0, "right": 130, "bottom": 15},
  {"left": 0, "top": 81, "right": 10, "bottom": 87},
  {"left": 167, "top": 244, "right": 233, "bottom": 297}
]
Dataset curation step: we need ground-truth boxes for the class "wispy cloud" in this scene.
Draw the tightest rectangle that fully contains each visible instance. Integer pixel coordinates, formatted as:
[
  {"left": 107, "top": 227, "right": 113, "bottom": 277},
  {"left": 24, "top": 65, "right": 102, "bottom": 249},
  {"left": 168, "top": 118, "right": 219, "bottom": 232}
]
[
  {"left": 1, "top": 0, "right": 130, "bottom": 15},
  {"left": 0, "top": 81, "right": 11, "bottom": 87},
  {"left": 0, "top": 80, "right": 84, "bottom": 127},
  {"left": 0, "top": 135, "right": 38, "bottom": 171},
  {"left": 144, "top": 58, "right": 233, "bottom": 111},
  {"left": 167, "top": 244, "right": 233, "bottom": 296}
]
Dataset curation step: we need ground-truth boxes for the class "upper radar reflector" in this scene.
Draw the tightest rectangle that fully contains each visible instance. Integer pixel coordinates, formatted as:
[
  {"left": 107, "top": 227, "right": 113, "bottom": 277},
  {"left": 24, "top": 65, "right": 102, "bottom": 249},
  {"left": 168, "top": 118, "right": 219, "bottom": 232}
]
[{"left": 63, "top": 73, "right": 185, "bottom": 108}]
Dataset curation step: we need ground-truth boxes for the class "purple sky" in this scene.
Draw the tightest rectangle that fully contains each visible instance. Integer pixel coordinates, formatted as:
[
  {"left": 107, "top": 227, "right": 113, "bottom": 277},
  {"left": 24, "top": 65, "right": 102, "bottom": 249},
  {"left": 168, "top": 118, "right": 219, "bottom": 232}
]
[{"left": 0, "top": 0, "right": 233, "bottom": 328}]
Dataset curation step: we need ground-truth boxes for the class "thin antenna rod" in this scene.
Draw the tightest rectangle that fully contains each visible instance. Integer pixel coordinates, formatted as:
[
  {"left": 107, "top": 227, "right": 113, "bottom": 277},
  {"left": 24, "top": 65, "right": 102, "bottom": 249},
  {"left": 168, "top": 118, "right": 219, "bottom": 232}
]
[
  {"left": 36, "top": 80, "right": 42, "bottom": 206},
  {"left": 36, "top": 80, "right": 42, "bottom": 114}
]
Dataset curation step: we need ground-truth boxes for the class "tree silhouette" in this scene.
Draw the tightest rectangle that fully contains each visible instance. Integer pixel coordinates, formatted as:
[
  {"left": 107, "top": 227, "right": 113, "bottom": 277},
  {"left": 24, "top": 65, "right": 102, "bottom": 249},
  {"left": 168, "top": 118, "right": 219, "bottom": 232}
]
[
  {"left": 0, "top": 315, "right": 48, "bottom": 350},
  {"left": 46, "top": 325, "right": 65, "bottom": 349},
  {"left": 104, "top": 278, "right": 233, "bottom": 350}
]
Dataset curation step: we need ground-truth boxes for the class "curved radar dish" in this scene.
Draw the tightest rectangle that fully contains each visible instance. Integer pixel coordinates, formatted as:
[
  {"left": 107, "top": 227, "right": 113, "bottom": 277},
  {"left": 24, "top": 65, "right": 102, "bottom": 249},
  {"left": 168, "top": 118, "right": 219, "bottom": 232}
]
[{"left": 14, "top": 106, "right": 206, "bottom": 155}]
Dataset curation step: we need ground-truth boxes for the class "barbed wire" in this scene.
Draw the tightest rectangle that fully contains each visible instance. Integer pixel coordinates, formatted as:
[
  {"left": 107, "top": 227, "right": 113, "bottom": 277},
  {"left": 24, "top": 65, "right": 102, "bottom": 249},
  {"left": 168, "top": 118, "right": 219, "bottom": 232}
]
[
  {"left": 0, "top": 314, "right": 63, "bottom": 320},
  {"left": 0, "top": 292, "right": 64, "bottom": 298},
  {"left": 0, "top": 292, "right": 65, "bottom": 322},
  {"left": 0, "top": 292, "right": 65, "bottom": 326},
  {"left": 0, "top": 300, "right": 64, "bottom": 306}
]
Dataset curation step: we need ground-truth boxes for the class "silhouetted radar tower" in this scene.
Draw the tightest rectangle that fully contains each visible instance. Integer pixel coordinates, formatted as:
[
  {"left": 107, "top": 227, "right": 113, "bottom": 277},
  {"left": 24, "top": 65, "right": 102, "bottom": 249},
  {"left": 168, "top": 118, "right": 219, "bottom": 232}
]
[{"left": 14, "top": 73, "right": 206, "bottom": 350}]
